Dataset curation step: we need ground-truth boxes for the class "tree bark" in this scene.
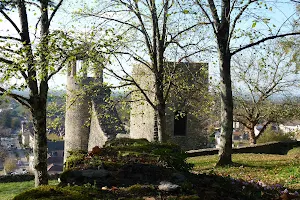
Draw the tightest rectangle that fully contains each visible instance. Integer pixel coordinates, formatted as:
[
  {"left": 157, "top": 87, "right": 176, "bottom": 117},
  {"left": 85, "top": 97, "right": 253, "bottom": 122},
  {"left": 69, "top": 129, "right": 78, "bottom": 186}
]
[
  {"left": 33, "top": 0, "right": 50, "bottom": 186},
  {"left": 216, "top": 52, "right": 233, "bottom": 166},
  {"left": 157, "top": 103, "right": 168, "bottom": 142},
  {"left": 248, "top": 127, "right": 256, "bottom": 145},
  {"left": 208, "top": 0, "right": 233, "bottom": 166},
  {"left": 31, "top": 93, "right": 48, "bottom": 186}
]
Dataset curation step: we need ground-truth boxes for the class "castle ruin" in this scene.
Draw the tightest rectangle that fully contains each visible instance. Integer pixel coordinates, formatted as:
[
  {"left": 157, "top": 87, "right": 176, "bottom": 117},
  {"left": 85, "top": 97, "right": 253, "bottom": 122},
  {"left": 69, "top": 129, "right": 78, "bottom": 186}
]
[
  {"left": 130, "top": 62, "right": 209, "bottom": 150},
  {"left": 64, "top": 59, "right": 125, "bottom": 161}
]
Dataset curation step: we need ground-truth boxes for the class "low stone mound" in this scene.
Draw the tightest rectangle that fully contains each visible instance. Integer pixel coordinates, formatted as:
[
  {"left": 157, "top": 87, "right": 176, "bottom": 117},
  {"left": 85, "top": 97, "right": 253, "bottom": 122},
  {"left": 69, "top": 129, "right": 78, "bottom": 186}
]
[
  {"left": 14, "top": 138, "right": 289, "bottom": 200},
  {"left": 61, "top": 138, "right": 191, "bottom": 187}
]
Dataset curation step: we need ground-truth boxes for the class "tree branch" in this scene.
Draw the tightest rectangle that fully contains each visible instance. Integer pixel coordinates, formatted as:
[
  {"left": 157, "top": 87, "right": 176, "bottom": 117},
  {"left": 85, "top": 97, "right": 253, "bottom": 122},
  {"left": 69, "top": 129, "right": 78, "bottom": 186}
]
[
  {"left": 255, "top": 121, "right": 272, "bottom": 140},
  {"left": 47, "top": 56, "right": 69, "bottom": 81},
  {"left": 0, "top": 35, "right": 21, "bottom": 41},
  {"left": 165, "top": 22, "right": 209, "bottom": 47},
  {"left": 229, "top": 0, "right": 256, "bottom": 43},
  {"left": 48, "top": 0, "right": 64, "bottom": 25},
  {"left": 0, "top": 87, "right": 30, "bottom": 108},
  {"left": 231, "top": 32, "right": 300, "bottom": 55},
  {"left": 195, "top": 0, "right": 217, "bottom": 34},
  {"left": 0, "top": 10, "right": 21, "bottom": 34},
  {"left": 25, "top": 1, "right": 40, "bottom": 8}
]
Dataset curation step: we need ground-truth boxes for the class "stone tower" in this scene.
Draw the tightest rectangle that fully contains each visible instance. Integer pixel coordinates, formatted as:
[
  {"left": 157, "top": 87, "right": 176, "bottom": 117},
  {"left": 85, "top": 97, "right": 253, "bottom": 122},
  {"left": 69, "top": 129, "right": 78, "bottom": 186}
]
[
  {"left": 64, "top": 59, "right": 91, "bottom": 160},
  {"left": 64, "top": 59, "right": 125, "bottom": 161},
  {"left": 130, "top": 62, "right": 209, "bottom": 150}
]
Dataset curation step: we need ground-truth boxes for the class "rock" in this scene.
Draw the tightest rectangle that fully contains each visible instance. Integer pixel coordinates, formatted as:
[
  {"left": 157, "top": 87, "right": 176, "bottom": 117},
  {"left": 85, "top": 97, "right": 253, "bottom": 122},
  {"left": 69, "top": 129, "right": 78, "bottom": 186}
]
[
  {"left": 171, "top": 172, "right": 186, "bottom": 183},
  {"left": 143, "top": 197, "right": 155, "bottom": 200},
  {"left": 158, "top": 181, "right": 180, "bottom": 192},
  {"left": 116, "top": 134, "right": 130, "bottom": 139},
  {"left": 82, "top": 169, "right": 110, "bottom": 178}
]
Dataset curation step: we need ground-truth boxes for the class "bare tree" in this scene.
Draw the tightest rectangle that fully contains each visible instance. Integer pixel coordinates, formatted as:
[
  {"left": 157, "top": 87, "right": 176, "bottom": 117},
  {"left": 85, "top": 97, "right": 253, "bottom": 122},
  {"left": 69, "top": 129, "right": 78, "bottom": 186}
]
[
  {"left": 195, "top": 0, "right": 300, "bottom": 165},
  {"left": 232, "top": 43, "right": 300, "bottom": 145},
  {"left": 78, "top": 0, "right": 211, "bottom": 142},
  {"left": 0, "top": 0, "right": 65, "bottom": 186}
]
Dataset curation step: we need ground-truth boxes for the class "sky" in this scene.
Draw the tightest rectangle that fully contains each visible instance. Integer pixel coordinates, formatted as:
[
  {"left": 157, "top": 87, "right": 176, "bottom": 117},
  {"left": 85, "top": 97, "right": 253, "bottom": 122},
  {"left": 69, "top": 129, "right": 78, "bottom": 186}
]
[{"left": 0, "top": 0, "right": 299, "bottom": 92}]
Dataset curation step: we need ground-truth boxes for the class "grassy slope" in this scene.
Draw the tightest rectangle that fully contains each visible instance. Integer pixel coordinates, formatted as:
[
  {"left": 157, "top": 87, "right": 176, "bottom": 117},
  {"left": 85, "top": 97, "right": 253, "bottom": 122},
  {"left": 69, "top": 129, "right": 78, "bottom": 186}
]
[
  {"left": 0, "top": 180, "right": 58, "bottom": 200},
  {"left": 188, "top": 152, "right": 300, "bottom": 190}
]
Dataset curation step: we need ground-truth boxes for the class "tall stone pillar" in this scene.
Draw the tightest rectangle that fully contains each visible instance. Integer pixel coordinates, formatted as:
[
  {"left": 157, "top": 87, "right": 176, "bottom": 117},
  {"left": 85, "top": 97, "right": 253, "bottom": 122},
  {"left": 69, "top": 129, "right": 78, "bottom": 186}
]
[{"left": 64, "top": 59, "right": 91, "bottom": 162}]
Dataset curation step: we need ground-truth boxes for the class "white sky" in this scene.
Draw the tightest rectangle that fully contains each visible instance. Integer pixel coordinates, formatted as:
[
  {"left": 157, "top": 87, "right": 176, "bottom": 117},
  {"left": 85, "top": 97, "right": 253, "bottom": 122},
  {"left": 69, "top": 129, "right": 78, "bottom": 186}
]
[{"left": 0, "top": 0, "right": 298, "bottom": 91}]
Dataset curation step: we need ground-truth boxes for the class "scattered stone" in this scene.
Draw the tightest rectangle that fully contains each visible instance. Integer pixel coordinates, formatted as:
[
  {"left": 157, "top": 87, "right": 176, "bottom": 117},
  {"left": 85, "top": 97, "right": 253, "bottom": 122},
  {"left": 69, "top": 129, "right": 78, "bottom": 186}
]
[
  {"left": 143, "top": 197, "right": 155, "bottom": 200},
  {"left": 158, "top": 181, "right": 180, "bottom": 192}
]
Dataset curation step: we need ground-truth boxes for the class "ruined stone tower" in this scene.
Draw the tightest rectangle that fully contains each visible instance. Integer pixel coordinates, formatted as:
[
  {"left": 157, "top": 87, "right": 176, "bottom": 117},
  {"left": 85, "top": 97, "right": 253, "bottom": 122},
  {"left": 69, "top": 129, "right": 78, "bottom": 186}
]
[
  {"left": 64, "top": 59, "right": 125, "bottom": 161},
  {"left": 130, "top": 62, "right": 209, "bottom": 150}
]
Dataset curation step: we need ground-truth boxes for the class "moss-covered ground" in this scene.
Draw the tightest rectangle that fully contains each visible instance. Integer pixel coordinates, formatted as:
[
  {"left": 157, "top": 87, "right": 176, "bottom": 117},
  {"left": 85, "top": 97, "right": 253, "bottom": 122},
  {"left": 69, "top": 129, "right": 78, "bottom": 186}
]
[
  {"left": 4, "top": 144, "right": 300, "bottom": 200},
  {"left": 0, "top": 180, "right": 58, "bottom": 200}
]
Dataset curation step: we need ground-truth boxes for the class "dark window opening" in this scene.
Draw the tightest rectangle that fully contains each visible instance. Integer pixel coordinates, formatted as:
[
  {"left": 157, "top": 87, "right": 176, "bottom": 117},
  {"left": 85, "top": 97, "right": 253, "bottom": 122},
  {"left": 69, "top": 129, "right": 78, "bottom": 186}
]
[{"left": 174, "top": 111, "right": 187, "bottom": 136}]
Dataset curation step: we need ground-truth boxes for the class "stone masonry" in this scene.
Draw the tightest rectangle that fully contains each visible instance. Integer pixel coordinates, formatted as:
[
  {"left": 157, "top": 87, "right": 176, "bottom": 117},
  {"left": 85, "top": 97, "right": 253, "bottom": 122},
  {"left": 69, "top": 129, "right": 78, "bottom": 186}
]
[
  {"left": 130, "top": 62, "right": 209, "bottom": 150},
  {"left": 64, "top": 59, "right": 125, "bottom": 161}
]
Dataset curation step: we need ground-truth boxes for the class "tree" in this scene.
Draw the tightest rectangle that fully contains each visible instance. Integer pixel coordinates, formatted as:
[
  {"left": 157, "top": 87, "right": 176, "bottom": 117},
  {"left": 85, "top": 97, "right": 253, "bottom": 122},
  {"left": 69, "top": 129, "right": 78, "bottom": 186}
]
[
  {"left": 79, "top": 0, "right": 211, "bottom": 142},
  {"left": 232, "top": 43, "right": 300, "bottom": 145},
  {"left": 0, "top": 144, "right": 8, "bottom": 161},
  {"left": 0, "top": 0, "right": 65, "bottom": 186},
  {"left": 4, "top": 157, "right": 17, "bottom": 173},
  {"left": 195, "top": 0, "right": 300, "bottom": 165},
  {"left": 1, "top": 110, "right": 12, "bottom": 128}
]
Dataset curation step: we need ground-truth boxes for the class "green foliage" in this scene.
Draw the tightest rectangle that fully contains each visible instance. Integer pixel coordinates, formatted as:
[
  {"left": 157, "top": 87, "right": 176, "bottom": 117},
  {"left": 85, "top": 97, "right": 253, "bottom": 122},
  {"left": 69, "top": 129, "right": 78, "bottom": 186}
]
[
  {"left": 124, "top": 184, "right": 156, "bottom": 196},
  {"left": 257, "top": 128, "right": 293, "bottom": 144},
  {"left": 105, "top": 138, "right": 149, "bottom": 147},
  {"left": 64, "top": 150, "right": 87, "bottom": 170},
  {"left": 4, "top": 158, "right": 16, "bottom": 173},
  {"left": 104, "top": 138, "right": 193, "bottom": 172},
  {"left": 47, "top": 133, "right": 63, "bottom": 142},
  {"left": 287, "top": 147, "right": 300, "bottom": 157},
  {"left": 65, "top": 138, "right": 193, "bottom": 172}
]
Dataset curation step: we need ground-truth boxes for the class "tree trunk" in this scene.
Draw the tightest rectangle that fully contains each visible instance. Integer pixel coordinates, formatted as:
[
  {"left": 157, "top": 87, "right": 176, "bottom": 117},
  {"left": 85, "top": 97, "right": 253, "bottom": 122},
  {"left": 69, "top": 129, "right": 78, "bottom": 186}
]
[
  {"left": 248, "top": 127, "right": 256, "bottom": 145},
  {"left": 32, "top": 0, "right": 49, "bottom": 187},
  {"left": 157, "top": 103, "right": 168, "bottom": 142},
  {"left": 216, "top": 52, "right": 233, "bottom": 166},
  {"left": 31, "top": 92, "right": 48, "bottom": 187},
  {"left": 215, "top": 0, "right": 233, "bottom": 166}
]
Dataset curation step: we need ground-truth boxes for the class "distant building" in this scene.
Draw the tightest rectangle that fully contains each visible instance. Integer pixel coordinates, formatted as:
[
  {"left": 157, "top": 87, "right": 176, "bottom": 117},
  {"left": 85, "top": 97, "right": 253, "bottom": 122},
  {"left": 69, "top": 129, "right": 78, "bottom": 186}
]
[
  {"left": 29, "top": 141, "right": 64, "bottom": 174},
  {"left": 279, "top": 120, "right": 300, "bottom": 133},
  {"left": 214, "top": 122, "right": 248, "bottom": 148},
  {"left": 21, "top": 121, "right": 34, "bottom": 148}
]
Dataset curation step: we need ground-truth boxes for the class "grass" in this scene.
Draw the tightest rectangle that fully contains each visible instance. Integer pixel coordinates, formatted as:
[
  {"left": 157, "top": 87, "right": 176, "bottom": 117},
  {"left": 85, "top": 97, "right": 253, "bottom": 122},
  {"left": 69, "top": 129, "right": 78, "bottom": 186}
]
[
  {"left": 0, "top": 180, "right": 58, "bottom": 200},
  {"left": 188, "top": 150, "right": 300, "bottom": 190}
]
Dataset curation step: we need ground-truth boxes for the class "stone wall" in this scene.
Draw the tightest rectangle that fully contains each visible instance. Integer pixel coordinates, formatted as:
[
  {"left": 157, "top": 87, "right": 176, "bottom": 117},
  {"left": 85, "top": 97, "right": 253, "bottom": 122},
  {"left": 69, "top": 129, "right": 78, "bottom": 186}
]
[
  {"left": 186, "top": 141, "right": 300, "bottom": 157},
  {"left": 130, "top": 62, "right": 209, "bottom": 150},
  {"left": 130, "top": 64, "right": 156, "bottom": 142},
  {"left": 88, "top": 104, "right": 108, "bottom": 150}
]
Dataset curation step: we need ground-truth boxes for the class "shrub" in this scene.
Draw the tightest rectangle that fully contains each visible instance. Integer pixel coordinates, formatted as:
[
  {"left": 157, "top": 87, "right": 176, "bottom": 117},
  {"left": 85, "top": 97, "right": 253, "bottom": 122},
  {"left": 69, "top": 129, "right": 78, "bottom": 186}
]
[
  {"left": 287, "top": 147, "right": 300, "bottom": 157},
  {"left": 4, "top": 157, "right": 17, "bottom": 173},
  {"left": 64, "top": 150, "right": 87, "bottom": 169},
  {"left": 47, "top": 133, "right": 63, "bottom": 141},
  {"left": 257, "top": 128, "right": 293, "bottom": 144},
  {"left": 64, "top": 138, "right": 193, "bottom": 172},
  {"left": 104, "top": 138, "right": 194, "bottom": 171}
]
